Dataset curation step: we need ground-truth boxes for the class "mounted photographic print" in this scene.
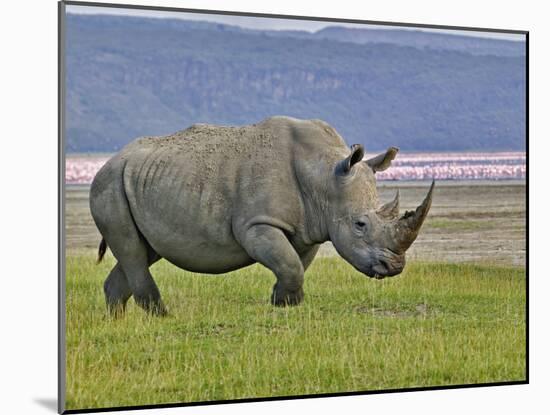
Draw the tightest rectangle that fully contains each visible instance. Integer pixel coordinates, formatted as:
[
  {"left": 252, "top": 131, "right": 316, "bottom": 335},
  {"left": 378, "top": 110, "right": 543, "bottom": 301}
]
[{"left": 58, "top": 1, "right": 528, "bottom": 413}]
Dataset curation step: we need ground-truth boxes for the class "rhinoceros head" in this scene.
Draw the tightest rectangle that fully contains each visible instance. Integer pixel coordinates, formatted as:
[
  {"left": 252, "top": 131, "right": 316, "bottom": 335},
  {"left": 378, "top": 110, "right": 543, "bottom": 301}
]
[{"left": 327, "top": 144, "right": 434, "bottom": 279}]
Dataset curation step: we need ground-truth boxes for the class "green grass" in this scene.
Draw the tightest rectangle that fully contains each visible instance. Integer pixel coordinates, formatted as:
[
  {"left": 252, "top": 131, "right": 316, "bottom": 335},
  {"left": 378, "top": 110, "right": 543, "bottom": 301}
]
[
  {"left": 427, "top": 219, "right": 498, "bottom": 230},
  {"left": 65, "top": 253, "right": 526, "bottom": 410}
]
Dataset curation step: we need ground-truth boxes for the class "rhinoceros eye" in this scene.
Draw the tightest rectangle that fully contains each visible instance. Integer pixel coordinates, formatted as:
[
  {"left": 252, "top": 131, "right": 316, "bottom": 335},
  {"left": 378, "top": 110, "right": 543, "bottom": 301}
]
[{"left": 355, "top": 220, "right": 366, "bottom": 230}]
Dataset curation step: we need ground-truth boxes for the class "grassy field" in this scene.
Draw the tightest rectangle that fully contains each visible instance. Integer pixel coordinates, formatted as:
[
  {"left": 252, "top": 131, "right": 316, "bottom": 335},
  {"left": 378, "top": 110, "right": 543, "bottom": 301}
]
[
  {"left": 64, "top": 181, "right": 526, "bottom": 410},
  {"left": 65, "top": 254, "right": 525, "bottom": 410}
]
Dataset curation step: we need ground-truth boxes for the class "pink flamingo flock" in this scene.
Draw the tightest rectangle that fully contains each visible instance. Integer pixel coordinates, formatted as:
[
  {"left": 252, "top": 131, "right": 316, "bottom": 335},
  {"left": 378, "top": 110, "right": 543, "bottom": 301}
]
[{"left": 65, "top": 152, "right": 526, "bottom": 185}]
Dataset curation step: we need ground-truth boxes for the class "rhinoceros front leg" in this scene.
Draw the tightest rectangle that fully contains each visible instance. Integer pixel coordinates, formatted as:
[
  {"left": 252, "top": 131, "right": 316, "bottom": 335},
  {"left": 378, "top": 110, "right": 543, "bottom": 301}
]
[
  {"left": 241, "top": 224, "right": 305, "bottom": 306},
  {"left": 299, "top": 245, "right": 320, "bottom": 271}
]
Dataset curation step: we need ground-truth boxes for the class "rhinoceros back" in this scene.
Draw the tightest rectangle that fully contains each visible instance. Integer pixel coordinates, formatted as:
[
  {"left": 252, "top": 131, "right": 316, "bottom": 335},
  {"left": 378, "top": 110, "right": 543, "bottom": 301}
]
[{"left": 118, "top": 119, "right": 301, "bottom": 272}]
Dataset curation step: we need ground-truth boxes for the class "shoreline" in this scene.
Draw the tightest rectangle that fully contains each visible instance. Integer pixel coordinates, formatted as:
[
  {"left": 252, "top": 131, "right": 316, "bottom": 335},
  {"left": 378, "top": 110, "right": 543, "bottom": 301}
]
[{"left": 66, "top": 179, "right": 527, "bottom": 189}]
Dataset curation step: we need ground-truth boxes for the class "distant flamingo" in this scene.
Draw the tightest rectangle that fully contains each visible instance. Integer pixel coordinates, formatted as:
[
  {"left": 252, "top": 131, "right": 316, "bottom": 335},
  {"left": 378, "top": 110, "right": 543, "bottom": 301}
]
[{"left": 65, "top": 152, "right": 526, "bottom": 184}]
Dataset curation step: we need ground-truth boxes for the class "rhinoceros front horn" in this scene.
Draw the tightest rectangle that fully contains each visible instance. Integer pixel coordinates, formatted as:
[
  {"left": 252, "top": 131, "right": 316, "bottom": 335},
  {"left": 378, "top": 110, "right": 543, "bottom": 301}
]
[{"left": 389, "top": 181, "right": 435, "bottom": 253}]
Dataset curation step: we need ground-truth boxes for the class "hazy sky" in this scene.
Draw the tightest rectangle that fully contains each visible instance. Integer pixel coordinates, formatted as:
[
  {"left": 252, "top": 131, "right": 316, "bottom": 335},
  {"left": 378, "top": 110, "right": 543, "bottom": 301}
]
[{"left": 67, "top": 4, "right": 525, "bottom": 41}]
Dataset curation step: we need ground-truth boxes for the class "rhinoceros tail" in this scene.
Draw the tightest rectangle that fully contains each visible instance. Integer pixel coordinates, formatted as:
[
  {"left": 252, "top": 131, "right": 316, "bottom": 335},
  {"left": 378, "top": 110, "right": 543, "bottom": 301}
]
[{"left": 97, "top": 238, "right": 108, "bottom": 264}]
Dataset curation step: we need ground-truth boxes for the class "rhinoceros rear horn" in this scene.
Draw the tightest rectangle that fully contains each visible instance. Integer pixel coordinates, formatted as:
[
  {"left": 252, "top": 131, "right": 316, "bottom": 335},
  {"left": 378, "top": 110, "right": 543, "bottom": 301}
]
[
  {"left": 391, "top": 181, "right": 435, "bottom": 253},
  {"left": 377, "top": 190, "right": 400, "bottom": 220}
]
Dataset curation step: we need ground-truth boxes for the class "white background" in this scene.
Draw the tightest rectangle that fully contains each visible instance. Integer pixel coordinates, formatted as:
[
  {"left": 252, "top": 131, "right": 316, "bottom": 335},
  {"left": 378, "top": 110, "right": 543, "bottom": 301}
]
[{"left": 0, "top": 0, "right": 544, "bottom": 414}]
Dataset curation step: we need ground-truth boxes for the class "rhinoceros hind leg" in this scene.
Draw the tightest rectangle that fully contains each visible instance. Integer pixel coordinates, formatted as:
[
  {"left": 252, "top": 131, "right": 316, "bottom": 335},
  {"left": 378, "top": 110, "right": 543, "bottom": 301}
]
[
  {"left": 118, "top": 248, "right": 166, "bottom": 316},
  {"left": 240, "top": 224, "right": 305, "bottom": 306},
  {"left": 90, "top": 171, "right": 166, "bottom": 316},
  {"left": 99, "top": 244, "right": 166, "bottom": 316},
  {"left": 104, "top": 263, "right": 132, "bottom": 318},
  {"left": 104, "top": 251, "right": 162, "bottom": 317}
]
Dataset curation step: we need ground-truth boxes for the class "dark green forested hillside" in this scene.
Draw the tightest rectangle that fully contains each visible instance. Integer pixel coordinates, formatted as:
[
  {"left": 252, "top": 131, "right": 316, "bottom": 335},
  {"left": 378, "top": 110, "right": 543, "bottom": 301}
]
[{"left": 65, "top": 14, "right": 526, "bottom": 153}]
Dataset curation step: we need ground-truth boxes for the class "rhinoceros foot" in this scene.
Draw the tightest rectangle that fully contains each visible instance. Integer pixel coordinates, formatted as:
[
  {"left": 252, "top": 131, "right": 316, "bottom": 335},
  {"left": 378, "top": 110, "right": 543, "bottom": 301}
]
[
  {"left": 136, "top": 299, "right": 168, "bottom": 316},
  {"left": 271, "top": 283, "right": 304, "bottom": 306}
]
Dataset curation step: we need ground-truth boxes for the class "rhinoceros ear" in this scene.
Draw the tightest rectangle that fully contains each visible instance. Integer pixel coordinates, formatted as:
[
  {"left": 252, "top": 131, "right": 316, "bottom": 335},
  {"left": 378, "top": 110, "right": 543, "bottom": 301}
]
[
  {"left": 335, "top": 144, "right": 365, "bottom": 175},
  {"left": 365, "top": 147, "right": 399, "bottom": 173}
]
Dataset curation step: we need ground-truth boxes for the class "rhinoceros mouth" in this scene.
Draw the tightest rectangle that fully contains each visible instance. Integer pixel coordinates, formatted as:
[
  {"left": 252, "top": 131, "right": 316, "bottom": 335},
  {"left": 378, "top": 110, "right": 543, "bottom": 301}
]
[{"left": 365, "top": 260, "right": 404, "bottom": 279}]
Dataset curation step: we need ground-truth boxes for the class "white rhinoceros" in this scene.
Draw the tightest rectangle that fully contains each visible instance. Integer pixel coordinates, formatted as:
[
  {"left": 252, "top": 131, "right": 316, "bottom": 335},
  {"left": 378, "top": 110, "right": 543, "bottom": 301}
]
[{"left": 90, "top": 116, "right": 433, "bottom": 316}]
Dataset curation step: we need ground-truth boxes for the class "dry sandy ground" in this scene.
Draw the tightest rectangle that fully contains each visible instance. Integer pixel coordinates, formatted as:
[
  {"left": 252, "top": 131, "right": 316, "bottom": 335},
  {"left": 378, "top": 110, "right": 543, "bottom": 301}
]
[{"left": 65, "top": 180, "right": 526, "bottom": 267}]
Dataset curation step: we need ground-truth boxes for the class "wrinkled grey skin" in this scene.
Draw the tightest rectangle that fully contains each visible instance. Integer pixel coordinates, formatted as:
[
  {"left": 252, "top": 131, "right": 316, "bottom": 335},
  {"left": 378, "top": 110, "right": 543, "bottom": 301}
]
[{"left": 90, "top": 116, "right": 433, "bottom": 316}]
